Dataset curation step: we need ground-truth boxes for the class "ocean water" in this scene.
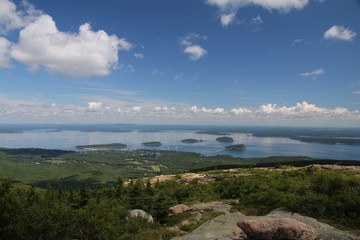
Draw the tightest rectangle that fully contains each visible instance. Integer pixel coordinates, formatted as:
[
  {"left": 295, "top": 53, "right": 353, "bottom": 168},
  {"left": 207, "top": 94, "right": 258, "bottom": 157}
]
[{"left": 0, "top": 129, "right": 359, "bottom": 160}]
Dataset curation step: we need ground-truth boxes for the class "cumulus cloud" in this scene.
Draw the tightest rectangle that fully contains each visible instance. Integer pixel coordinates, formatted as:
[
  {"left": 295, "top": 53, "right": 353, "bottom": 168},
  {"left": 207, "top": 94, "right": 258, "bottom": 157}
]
[
  {"left": 154, "top": 106, "right": 176, "bottom": 112},
  {"left": 0, "top": 0, "right": 41, "bottom": 34},
  {"left": 179, "top": 33, "right": 207, "bottom": 60},
  {"left": 230, "top": 107, "right": 252, "bottom": 115},
  {"left": 300, "top": 68, "right": 324, "bottom": 78},
  {"left": 0, "top": 37, "right": 12, "bottom": 68},
  {"left": 88, "top": 102, "right": 103, "bottom": 111},
  {"left": 184, "top": 45, "right": 207, "bottom": 60},
  {"left": 258, "top": 101, "right": 329, "bottom": 115},
  {"left": 206, "top": 0, "right": 309, "bottom": 13},
  {"left": 10, "top": 14, "right": 132, "bottom": 78},
  {"left": 189, "top": 105, "right": 225, "bottom": 114},
  {"left": 220, "top": 12, "right": 237, "bottom": 27},
  {"left": 324, "top": 25, "right": 357, "bottom": 41}
]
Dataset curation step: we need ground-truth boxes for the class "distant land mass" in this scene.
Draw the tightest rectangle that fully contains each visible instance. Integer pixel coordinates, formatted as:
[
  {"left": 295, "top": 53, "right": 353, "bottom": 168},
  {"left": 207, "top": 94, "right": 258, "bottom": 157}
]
[
  {"left": 216, "top": 136, "right": 234, "bottom": 143},
  {"left": 196, "top": 131, "right": 231, "bottom": 135},
  {"left": 142, "top": 141, "right": 162, "bottom": 147},
  {"left": 76, "top": 143, "right": 127, "bottom": 150},
  {"left": 1, "top": 124, "right": 360, "bottom": 146},
  {"left": 181, "top": 139, "right": 204, "bottom": 143},
  {"left": 225, "top": 144, "right": 246, "bottom": 151}
]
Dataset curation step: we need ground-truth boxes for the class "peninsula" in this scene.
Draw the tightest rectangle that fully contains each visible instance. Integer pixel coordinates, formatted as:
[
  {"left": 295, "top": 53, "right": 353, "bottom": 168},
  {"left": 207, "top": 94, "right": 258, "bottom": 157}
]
[{"left": 225, "top": 144, "right": 246, "bottom": 151}]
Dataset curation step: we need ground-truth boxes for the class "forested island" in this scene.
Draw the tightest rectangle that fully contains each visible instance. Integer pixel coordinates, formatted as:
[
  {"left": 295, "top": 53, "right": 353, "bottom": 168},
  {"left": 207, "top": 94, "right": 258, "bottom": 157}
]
[
  {"left": 142, "top": 141, "right": 162, "bottom": 147},
  {"left": 181, "top": 139, "right": 204, "bottom": 143},
  {"left": 216, "top": 136, "right": 234, "bottom": 143}
]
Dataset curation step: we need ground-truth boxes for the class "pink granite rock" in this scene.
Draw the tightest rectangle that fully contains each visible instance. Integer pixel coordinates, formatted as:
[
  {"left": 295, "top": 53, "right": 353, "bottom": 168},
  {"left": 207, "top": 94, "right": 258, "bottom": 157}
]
[
  {"left": 170, "top": 204, "right": 190, "bottom": 214},
  {"left": 238, "top": 216, "right": 318, "bottom": 240}
]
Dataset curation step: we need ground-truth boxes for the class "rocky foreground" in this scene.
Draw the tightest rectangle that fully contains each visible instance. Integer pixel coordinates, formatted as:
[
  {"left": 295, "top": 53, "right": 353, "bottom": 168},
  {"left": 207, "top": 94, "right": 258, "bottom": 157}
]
[{"left": 170, "top": 204, "right": 359, "bottom": 240}]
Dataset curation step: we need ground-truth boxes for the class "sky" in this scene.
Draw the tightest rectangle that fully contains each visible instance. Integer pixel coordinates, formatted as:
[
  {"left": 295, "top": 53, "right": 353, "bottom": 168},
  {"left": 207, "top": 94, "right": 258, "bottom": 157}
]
[{"left": 0, "top": 0, "right": 360, "bottom": 126}]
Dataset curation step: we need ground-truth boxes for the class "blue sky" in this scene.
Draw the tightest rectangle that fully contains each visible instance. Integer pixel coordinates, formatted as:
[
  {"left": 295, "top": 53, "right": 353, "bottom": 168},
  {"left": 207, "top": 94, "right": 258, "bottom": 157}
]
[{"left": 0, "top": 0, "right": 360, "bottom": 126}]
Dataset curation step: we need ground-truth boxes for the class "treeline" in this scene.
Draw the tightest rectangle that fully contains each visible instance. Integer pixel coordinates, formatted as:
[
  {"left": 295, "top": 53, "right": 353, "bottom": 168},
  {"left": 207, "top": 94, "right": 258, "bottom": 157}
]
[{"left": 1, "top": 168, "right": 360, "bottom": 239}]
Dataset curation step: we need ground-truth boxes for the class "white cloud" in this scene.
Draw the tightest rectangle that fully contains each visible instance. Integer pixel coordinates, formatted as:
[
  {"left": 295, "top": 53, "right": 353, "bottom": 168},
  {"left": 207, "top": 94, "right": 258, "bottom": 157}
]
[
  {"left": 258, "top": 101, "right": 329, "bottom": 115},
  {"left": 10, "top": 14, "right": 132, "bottom": 78},
  {"left": 88, "top": 102, "right": 103, "bottom": 111},
  {"left": 179, "top": 33, "right": 208, "bottom": 60},
  {"left": 206, "top": 0, "right": 309, "bottom": 13},
  {"left": 154, "top": 106, "right": 176, "bottom": 111},
  {"left": 251, "top": 15, "right": 263, "bottom": 25},
  {"left": 324, "top": 25, "right": 357, "bottom": 41},
  {"left": 230, "top": 107, "right": 252, "bottom": 115},
  {"left": 184, "top": 45, "right": 207, "bottom": 60},
  {"left": 300, "top": 68, "right": 324, "bottom": 77},
  {"left": 0, "top": 0, "right": 41, "bottom": 34},
  {"left": 0, "top": 37, "right": 12, "bottom": 68},
  {"left": 353, "top": 91, "right": 360, "bottom": 94},
  {"left": 189, "top": 105, "right": 225, "bottom": 114},
  {"left": 132, "top": 106, "right": 142, "bottom": 111},
  {"left": 134, "top": 53, "right": 144, "bottom": 59},
  {"left": 1, "top": 94, "right": 359, "bottom": 126},
  {"left": 220, "top": 12, "right": 237, "bottom": 27}
]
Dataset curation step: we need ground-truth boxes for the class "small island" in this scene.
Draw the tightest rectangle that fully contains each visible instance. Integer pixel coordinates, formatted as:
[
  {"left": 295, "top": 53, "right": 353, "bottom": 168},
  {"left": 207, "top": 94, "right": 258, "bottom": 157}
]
[
  {"left": 76, "top": 143, "right": 127, "bottom": 150},
  {"left": 142, "top": 141, "right": 162, "bottom": 147},
  {"left": 181, "top": 139, "right": 203, "bottom": 144},
  {"left": 216, "top": 136, "right": 234, "bottom": 143},
  {"left": 225, "top": 144, "right": 246, "bottom": 151}
]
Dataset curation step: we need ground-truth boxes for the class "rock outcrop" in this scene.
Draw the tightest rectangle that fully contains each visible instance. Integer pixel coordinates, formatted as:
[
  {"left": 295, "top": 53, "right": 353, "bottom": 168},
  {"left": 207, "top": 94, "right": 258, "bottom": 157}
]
[
  {"left": 172, "top": 212, "right": 247, "bottom": 240},
  {"left": 268, "top": 208, "right": 360, "bottom": 240},
  {"left": 189, "top": 201, "right": 233, "bottom": 213},
  {"left": 238, "top": 216, "right": 317, "bottom": 240},
  {"left": 129, "top": 209, "right": 154, "bottom": 222},
  {"left": 170, "top": 204, "right": 190, "bottom": 214},
  {"left": 172, "top": 207, "right": 360, "bottom": 240}
]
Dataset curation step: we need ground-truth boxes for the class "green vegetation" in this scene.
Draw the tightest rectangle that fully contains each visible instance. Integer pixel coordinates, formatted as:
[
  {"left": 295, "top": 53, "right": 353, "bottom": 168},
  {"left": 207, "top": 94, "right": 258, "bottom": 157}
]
[
  {"left": 76, "top": 143, "right": 127, "bottom": 150},
  {"left": 225, "top": 144, "right": 246, "bottom": 151},
  {"left": 1, "top": 148, "right": 359, "bottom": 189},
  {"left": 216, "top": 136, "right": 234, "bottom": 142},
  {"left": 1, "top": 167, "right": 359, "bottom": 239}
]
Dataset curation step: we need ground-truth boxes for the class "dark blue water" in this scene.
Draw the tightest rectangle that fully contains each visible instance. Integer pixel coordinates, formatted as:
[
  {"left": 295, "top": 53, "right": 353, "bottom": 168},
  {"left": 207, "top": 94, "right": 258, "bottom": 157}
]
[{"left": 0, "top": 130, "right": 359, "bottom": 160}]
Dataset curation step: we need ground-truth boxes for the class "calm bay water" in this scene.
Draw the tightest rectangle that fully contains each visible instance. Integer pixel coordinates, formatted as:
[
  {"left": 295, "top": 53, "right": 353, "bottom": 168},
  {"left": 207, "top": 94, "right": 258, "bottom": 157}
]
[{"left": 1, "top": 130, "right": 359, "bottom": 160}]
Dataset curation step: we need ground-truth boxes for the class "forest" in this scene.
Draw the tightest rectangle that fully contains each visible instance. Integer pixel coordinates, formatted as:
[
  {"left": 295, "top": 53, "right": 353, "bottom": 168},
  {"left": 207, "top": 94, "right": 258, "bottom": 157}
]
[{"left": 1, "top": 166, "right": 360, "bottom": 239}]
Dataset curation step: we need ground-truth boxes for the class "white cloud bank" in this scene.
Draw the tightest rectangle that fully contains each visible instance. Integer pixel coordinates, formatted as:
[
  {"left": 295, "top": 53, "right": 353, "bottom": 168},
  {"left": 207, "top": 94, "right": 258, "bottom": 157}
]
[
  {"left": 1, "top": 97, "right": 359, "bottom": 126},
  {"left": 0, "top": 0, "right": 132, "bottom": 78},
  {"left": 324, "top": 25, "right": 357, "bottom": 41}
]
